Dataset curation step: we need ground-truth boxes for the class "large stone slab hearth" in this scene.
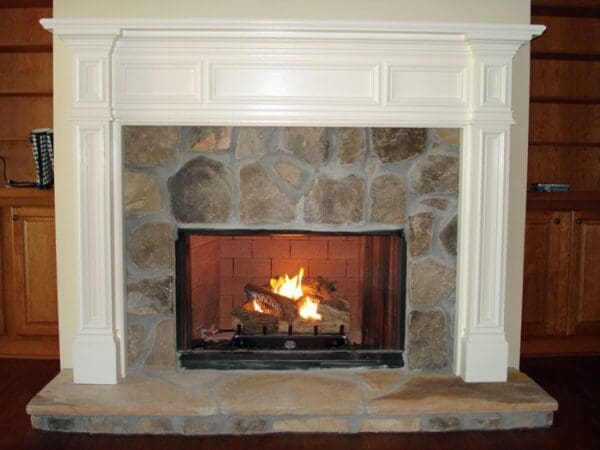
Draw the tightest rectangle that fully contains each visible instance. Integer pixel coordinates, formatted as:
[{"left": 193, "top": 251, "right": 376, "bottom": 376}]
[{"left": 27, "top": 369, "right": 557, "bottom": 434}]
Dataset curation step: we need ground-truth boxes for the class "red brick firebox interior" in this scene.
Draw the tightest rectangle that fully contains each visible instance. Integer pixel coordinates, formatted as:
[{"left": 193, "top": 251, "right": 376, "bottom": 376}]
[{"left": 187, "top": 234, "right": 362, "bottom": 337}]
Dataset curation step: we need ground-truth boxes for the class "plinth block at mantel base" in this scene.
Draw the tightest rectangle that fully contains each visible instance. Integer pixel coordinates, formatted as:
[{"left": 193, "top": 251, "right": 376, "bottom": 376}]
[{"left": 27, "top": 369, "right": 557, "bottom": 434}]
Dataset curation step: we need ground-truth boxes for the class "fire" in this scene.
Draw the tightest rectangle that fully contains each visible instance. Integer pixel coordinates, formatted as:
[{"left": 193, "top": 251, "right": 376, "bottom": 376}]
[
  {"left": 270, "top": 267, "right": 304, "bottom": 300},
  {"left": 252, "top": 299, "right": 264, "bottom": 313},
  {"left": 269, "top": 267, "right": 322, "bottom": 322},
  {"left": 298, "top": 296, "right": 322, "bottom": 321}
]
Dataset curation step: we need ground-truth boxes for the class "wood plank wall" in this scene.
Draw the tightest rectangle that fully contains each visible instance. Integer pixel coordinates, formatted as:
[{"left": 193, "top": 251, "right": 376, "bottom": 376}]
[
  {"left": 528, "top": 0, "right": 600, "bottom": 192},
  {"left": 0, "top": 1, "right": 53, "bottom": 183}
]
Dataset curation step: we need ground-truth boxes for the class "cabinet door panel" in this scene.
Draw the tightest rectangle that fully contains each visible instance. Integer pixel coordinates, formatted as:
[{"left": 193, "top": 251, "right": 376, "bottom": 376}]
[
  {"left": 522, "top": 210, "right": 571, "bottom": 337},
  {"left": 11, "top": 206, "right": 58, "bottom": 337},
  {"left": 569, "top": 210, "right": 600, "bottom": 336}
]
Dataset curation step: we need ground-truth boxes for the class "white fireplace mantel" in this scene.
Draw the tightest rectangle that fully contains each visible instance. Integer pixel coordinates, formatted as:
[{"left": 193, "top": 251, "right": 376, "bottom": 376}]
[{"left": 41, "top": 18, "right": 544, "bottom": 384}]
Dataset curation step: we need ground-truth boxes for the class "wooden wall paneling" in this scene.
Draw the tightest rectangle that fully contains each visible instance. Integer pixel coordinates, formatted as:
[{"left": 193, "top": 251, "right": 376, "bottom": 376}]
[
  {"left": 529, "top": 103, "right": 600, "bottom": 144},
  {"left": 522, "top": 210, "right": 571, "bottom": 338},
  {"left": 0, "top": 1, "right": 51, "bottom": 9},
  {"left": 527, "top": 146, "right": 600, "bottom": 191},
  {"left": 531, "top": 15, "right": 600, "bottom": 55},
  {"left": 530, "top": 60, "right": 600, "bottom": 101},
  {"left": 532, "top": 0, "right": 600, "bottom": 10},
  {"left": 11, "top": 205, "right": 57, "bottom": 337},
  {"left": 0, "top": 53, "right": 53, "bottom": 94},
  {"left": 0, "top": 96, "right": 53, "bottom": 140},
  {"left": 0, "top": 7, "right": 52, "bottom": 48},
  {"left": 0, "top": 141, "right": 36, "bottom": 182},
  {"left": 568, "top": 209, "right": 600, "bottom": 336}
]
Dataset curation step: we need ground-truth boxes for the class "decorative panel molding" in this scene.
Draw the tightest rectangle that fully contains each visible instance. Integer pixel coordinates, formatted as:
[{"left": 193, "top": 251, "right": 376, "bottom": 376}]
[
  {"left": 387, "top": 63, "right": 468, "bottom": 107},
  {"left": 483, "top": 64, "right": 508, "bottom": 107},
  {"left": 76, "top": 57, "right": 105, "bottom": 103},
  {"left": 41, "top": 18, "right": 545, "bottom": 384},
  {"left": 116, "top": 61, "right": 202, "bottom": 103},
  {"left": 208, "top": 61, "right": 379, "bottom": 105}
]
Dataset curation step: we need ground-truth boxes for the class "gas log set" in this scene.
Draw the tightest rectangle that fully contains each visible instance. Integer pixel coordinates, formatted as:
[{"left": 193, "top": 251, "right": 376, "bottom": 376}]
[
  {"left": 234, "top": 268, "right": 350, "bottom": 335},
  {"left": 201, "top": 268, "right": 352, "bottom": 351}
]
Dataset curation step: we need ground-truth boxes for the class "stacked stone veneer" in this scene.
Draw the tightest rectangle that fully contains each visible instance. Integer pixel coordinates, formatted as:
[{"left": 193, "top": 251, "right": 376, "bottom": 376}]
[{"left": 123, "top": 127, "right": 459, "bottom": 372}]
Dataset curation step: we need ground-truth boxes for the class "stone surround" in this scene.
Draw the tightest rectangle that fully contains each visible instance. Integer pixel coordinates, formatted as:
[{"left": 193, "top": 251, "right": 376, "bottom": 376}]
[
  {"left": 124, "top": 127, "right": 459, "bottom": 372},
  {"left": 28, "top": 369, "right": 557, "bottom": 434}
]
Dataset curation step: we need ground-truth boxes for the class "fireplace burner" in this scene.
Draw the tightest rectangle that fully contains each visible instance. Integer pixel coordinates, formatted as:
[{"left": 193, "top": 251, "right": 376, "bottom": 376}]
[
  {"left": 176, "top": 229, "right": 406, "bottom": 369},
  {"left": 232, "top": 330, "right": 348, "bottom": 351},
  {"left": 193, "top": 323, "right": 349, "bottom": 350}
]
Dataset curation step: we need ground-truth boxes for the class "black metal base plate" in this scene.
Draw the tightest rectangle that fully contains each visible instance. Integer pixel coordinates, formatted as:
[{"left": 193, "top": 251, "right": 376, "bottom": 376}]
[
  {"left": 232, "top": 333, "right": 348, "bottom": 350},
  {"left": 179, "top": 350, "right": 404, "bottom": 370}
]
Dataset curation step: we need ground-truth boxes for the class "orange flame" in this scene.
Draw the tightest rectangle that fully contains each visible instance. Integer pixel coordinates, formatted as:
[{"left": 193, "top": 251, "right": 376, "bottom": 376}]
[
  {"left": 252, "top": 299, "right": 264, "bottom": 313},
  {"left": 298, "top": 296, "right": 322, "bottom": 321},
  {"left": 270, "top": 267, "right": 304, "bottom": 300},
  {"left": 269, "top": 267, "right": 322, "bottom": 322}
]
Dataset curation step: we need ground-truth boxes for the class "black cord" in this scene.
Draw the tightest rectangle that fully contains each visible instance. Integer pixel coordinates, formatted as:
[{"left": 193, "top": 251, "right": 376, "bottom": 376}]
[{"left": 0, "top": 155, "right": 37, "bottom": 188}]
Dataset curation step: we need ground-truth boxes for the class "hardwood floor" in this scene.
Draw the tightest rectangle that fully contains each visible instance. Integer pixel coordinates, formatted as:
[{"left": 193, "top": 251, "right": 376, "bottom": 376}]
[{"left": 0, "top": 357, "right": 598, "bottom": 450}]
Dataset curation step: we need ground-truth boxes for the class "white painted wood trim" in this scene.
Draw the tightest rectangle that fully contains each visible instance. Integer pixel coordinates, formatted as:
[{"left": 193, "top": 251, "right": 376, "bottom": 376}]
[
  {"left": 41, "top": 19, "right": 544, "bottom": 384},
  {"left": 72, "top": 121, "right": 120, "bottom": 384}
]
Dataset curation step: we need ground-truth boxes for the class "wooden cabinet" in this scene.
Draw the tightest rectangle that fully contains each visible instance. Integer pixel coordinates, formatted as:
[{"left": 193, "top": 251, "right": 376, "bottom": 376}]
[
  {"left": 522, "top": 209, "right": 570, "bottom": 339},
  {"left": 523, "top": 2, "right": 600, "bottom": 356},
  {"left": 0, "top": 188, "right": 58, "bottom": 358},
  {"left": 568, "top": 210, "right": 600, "bottom": 338},
  {"left": 522, "top": 197, "right": 600, "bottom": 356}
]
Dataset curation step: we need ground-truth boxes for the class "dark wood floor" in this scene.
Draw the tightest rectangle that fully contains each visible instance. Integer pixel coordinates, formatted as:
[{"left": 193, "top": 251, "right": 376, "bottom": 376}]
[{"left": 0, "top": 357, "right": 598, "bottom": 450}]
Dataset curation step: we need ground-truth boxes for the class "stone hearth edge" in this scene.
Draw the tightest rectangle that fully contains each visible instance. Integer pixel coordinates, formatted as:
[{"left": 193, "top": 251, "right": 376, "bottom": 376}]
[{"left": 27, "top": 369, "right": 557, "bottom": 434}]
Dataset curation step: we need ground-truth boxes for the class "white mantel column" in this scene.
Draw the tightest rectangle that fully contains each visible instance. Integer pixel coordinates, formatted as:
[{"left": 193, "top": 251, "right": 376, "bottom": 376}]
[
  {"left": 65, "top": 31, "right": 122, "bottom": 384},
  {"left": 456, "top": 38, "right": 522, "bottom": 382}
]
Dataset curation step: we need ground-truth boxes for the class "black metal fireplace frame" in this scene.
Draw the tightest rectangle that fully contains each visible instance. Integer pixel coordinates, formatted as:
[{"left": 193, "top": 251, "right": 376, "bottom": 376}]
[{"left": 175, "top": 228, "right": 406, "bottom": 370}]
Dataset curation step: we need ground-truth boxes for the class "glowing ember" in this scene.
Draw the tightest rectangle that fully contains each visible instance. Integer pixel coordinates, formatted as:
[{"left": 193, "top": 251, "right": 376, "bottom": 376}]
[
  {"left": 252, "top": 299, "right": 264, "bottom": 313},
  {"left": 298, "top": 296, "right": 322, "bottom": 321},
  {"left": 270, "top": 267, "right": 304, "bottom": 300}
]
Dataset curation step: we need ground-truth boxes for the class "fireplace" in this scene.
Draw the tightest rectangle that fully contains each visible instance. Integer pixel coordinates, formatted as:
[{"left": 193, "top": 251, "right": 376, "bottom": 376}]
[
  {"left": 25, "top": 18, "right": 560, "bottom": 437},
  {"left": 40, "top": 18, "right": 545, "bottom": 384},
  {"left": 176, "top": 230, "right": 406, "bottom": 369}
]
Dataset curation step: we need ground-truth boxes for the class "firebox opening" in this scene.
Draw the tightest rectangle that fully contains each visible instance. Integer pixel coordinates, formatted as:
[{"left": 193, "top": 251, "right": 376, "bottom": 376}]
[{"left": 176, "top": 229, "right": 406, "bottom": 369}]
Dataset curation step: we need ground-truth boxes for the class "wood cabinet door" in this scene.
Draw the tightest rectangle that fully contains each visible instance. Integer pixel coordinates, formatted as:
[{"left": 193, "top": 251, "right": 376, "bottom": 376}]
[
  {"left": 568, "top": 209, "right": 600, "bottom": 337},
  {"left": 522, "top": 209, "right": 571, "bottom": 338},
  {"left": 10, "top": 205, "right": 58, "bottom": 338}
]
